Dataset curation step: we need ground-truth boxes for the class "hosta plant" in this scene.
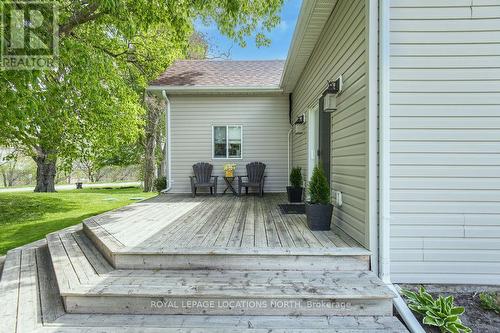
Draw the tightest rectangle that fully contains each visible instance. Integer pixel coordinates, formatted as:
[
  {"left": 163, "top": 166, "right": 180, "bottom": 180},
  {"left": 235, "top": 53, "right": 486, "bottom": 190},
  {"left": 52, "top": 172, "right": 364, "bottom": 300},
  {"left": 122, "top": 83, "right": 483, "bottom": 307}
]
[{"left": 401, "top": 287, "right": 471, "bottom": 333}]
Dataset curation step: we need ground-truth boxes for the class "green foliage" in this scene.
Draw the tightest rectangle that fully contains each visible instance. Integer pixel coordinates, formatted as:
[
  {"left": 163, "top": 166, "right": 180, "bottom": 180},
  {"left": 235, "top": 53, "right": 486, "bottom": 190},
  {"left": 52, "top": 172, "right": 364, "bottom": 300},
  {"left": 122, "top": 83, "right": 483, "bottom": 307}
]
[
  {"left": 308, "top": 166, "right": 330, "bottom": 205},
  {"left": 0, "top": 0, "right": 284, "bottom": 189},
  {"left": 154, "top": 176, "right": 167, "bottom": 193},
  {"left": 0, "top": 187, "right": 156, "bottom": 254},
  {"left": 401, "top": 287, "right": 471, "bottom": 333},
  {"left": 289, "top": 167, "right": 303, "bottom": 188},
  {"left": 479, "top": 292, "right": 500, "bottom": 314}
]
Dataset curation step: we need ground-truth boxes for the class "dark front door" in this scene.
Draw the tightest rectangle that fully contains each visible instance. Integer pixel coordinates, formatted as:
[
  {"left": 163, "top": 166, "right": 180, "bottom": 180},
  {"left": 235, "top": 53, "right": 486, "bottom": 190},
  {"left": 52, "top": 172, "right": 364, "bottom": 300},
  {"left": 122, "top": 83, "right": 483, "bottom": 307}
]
[{"left": 318, "top": 96, "right": 331, "bottom": 184}]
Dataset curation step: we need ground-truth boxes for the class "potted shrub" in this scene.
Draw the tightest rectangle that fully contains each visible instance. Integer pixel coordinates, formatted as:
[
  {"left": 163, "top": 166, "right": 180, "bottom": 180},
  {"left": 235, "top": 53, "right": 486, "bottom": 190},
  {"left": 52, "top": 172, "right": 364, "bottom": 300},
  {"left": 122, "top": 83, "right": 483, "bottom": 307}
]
[
  {"left": 305, "top": 166, "right": 332, "bottom": 230},
  {"left": 287, "top": 167, "right": 303, "bottom": 203}
]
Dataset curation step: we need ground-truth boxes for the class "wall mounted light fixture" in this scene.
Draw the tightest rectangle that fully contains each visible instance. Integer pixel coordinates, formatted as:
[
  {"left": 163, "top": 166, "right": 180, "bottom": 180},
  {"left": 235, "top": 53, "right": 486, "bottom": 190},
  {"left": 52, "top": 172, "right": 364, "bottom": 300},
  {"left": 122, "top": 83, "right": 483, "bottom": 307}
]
[{"left": 322, "top": 76, "right": 343, "bottom": 113}]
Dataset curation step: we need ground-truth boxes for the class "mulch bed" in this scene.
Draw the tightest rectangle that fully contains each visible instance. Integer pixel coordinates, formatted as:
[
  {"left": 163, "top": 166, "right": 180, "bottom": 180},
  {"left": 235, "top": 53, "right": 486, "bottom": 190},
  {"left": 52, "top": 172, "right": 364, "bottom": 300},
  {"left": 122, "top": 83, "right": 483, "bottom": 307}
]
[{"left": 398, "top": 284, "right": 500, "bottom": 333}]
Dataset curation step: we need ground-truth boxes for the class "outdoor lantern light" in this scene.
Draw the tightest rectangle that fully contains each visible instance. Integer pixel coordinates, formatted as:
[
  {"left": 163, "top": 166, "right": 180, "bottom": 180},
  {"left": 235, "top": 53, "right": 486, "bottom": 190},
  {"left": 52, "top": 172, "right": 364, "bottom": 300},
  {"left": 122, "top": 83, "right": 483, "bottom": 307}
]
[
  {"left": 294, "top": 114, "right": 305, "bottom": 125},
  {"left": 322, "top": 76, "right": 343, "bottom": 113}
]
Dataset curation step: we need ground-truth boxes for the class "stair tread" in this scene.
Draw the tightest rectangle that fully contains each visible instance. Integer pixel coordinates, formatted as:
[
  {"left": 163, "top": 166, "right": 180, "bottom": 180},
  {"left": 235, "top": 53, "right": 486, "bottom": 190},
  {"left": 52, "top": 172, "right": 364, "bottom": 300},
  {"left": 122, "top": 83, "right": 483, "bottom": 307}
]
[
  {"left": 1, "top": 240, "right": 410, "bottom": 332},
  {"left": 47, "top": 229, "right": 395, "bottom": 300}
]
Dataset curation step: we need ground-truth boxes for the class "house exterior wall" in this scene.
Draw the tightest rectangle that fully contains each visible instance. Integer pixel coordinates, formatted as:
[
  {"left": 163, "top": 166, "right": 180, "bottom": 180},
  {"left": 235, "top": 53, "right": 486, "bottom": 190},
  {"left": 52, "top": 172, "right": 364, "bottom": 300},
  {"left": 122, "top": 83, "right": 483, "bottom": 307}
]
[
  {"left": 291, "top": 0, "right": 370, "bottom": 247},
  {"left": 389, "top": 0, "right": 500, "bottom": 284},
  {"left": 168, "top": 95, "right": 289, "bottom": 194}
]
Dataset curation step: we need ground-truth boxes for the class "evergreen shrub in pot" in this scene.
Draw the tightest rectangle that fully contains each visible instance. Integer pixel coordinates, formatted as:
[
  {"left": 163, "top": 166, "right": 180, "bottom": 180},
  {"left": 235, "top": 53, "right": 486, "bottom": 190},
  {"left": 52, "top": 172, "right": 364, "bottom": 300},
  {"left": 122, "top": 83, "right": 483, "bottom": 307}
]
[
  {"left": 286, "top": 167, "right": 303, "bottom": 203},
  {"left": 305, "top": 166, "right": 332, "bottom": 230}
]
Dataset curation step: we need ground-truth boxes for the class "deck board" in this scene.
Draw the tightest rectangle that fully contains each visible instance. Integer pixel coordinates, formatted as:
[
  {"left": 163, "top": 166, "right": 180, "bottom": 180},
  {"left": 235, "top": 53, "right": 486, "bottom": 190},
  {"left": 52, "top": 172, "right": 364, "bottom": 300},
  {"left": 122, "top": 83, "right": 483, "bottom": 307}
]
[{"left": 85, "top": 194, "right": 362, "bottom": 252}]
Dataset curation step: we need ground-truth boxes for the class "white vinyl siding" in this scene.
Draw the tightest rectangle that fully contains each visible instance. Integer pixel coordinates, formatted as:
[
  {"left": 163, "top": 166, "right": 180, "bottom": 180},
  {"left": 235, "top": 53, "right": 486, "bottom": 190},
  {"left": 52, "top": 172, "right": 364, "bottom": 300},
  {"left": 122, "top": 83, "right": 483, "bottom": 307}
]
[
  {"left": 169, "top": 95, "right": 289, "bottom": 193},
  {"left": 390, "top": 0, "right": 500, "bottom": 284},
  {"left": 291, "top": 0, "right": 370, "bottom": 247}
]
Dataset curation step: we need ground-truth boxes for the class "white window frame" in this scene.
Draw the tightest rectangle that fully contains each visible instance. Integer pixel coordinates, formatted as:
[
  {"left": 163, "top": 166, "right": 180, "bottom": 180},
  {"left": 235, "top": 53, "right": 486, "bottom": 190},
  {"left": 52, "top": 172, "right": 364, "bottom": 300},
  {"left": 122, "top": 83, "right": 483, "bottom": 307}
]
[{"left": 211, "top": 125, "right": 243, "bottom": 160}]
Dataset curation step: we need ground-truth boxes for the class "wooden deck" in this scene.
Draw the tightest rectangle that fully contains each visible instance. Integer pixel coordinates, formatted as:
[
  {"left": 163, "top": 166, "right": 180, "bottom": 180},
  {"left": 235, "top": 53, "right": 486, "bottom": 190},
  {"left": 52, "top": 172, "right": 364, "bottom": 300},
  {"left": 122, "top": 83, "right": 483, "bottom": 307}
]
[{"left": 89, "top": 193, "right": 362, "bottom": 251}]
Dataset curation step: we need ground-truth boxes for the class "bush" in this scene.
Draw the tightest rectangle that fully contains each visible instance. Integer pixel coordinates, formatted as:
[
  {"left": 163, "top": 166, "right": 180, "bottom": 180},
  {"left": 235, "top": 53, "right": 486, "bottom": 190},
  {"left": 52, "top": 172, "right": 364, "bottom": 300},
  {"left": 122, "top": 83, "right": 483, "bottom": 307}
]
[
  {"left": 401, "top": 287, "right": 471, "bottom": 333},
  {"left": 479, "top": 292, "right": 500, "bottom": 314},
  {"left": 289, "top": 167, "right": 303, "bottom": 188},
  {"left": 153, "top": 176, "right": 167, "bottom": 193},
  {"left": 308, "top": 166, "right": 330, "bottom": 205}
]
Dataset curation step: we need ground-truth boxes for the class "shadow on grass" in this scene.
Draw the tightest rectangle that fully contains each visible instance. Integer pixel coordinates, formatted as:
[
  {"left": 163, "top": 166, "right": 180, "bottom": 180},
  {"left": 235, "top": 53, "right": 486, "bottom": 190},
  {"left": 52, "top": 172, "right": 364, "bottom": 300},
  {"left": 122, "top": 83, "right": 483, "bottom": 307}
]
[{"left": 0, "top": 195, "right": 77, "bottom": 226}]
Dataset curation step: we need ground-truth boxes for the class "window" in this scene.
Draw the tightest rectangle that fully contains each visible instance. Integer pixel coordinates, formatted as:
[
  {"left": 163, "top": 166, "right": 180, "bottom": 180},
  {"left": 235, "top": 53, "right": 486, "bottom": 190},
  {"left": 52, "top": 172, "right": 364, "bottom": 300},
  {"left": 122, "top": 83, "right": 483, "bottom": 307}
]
[{"left": 213, "top": 125, "right": 242, "bottom": 159}]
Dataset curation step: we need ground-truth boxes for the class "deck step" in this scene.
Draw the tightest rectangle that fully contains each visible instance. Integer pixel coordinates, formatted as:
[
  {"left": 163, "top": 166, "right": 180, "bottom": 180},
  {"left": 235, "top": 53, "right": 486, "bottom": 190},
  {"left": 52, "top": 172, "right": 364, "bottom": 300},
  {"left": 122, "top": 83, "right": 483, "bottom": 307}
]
[
  {"left": 47, "top": 229, "right": 395, "bottom": 316},
  {"left": 0, "top": 244, "right": 408, "bottom": 332},
  {"left": 83, "top": 217, "right": 371, "bottom": 271}
]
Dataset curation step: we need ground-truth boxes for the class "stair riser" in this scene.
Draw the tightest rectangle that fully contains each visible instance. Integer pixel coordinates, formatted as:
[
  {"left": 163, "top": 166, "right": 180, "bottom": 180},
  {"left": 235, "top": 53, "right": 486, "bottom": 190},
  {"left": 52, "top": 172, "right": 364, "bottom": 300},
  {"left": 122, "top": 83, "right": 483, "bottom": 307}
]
[
  {"left": 64, "top": 296, "right": 392, "bottom": 316},
  {"left": 113, "top": 254, "right": 370, "bottom": 271}
]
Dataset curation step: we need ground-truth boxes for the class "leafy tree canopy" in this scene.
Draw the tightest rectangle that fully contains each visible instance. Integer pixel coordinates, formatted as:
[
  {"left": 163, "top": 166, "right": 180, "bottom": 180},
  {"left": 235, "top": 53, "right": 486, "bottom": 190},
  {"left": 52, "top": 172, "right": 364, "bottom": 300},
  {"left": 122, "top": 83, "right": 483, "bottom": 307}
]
[{"left": 0, "top": 0, "right": 284, "bottom": 191}]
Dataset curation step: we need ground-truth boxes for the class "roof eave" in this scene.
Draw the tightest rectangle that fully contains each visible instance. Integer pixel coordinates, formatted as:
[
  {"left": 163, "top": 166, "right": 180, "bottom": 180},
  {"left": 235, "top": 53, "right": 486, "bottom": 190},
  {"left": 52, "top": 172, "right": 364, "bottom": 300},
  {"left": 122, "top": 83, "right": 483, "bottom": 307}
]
[
  {"left": 280, "top": 0, "right": 337, "bottom": 93},
  {"left": 146, "top": 85, "right": 284, "bottom": 94}
]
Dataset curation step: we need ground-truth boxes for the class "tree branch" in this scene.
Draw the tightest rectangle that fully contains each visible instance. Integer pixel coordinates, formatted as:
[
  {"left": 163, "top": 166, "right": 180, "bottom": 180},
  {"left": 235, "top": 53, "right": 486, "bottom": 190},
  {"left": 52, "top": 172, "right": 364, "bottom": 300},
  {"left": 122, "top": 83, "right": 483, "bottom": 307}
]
[{"left": 59, "top": 2, "right": 102, "bottom": 36}]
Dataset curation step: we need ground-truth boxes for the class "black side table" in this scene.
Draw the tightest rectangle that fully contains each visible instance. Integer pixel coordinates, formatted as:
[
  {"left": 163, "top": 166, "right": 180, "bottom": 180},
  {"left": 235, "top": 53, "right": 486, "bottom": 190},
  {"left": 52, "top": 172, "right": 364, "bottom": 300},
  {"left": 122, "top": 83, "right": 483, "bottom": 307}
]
[{"left": 223, "top": 176, "right": 238, "bottom": 196}]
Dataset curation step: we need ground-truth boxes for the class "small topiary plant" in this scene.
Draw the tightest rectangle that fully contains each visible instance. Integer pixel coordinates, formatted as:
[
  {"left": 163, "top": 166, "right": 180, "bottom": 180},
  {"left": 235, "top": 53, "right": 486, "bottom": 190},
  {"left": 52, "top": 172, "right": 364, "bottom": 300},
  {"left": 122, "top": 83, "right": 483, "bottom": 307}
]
[
  {"left": 289, "top": 167, "right": 303, "bottom": 188},
  {"left": 153, "top": 176, "right": 167, "bottom": 193},
  {"left": 401, "top": 287, "right": 471, "bottom": 333},
  {"left": 308, "top": 166, "right": 330, "bottom": 205}
]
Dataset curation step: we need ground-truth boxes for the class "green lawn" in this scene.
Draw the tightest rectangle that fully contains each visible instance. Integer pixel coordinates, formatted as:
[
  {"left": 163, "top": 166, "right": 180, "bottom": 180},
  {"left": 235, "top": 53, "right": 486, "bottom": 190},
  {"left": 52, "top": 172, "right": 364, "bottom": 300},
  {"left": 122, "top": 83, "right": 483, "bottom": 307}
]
[{"left": 0, "top": 187, "right": 156, "bottom": 255}]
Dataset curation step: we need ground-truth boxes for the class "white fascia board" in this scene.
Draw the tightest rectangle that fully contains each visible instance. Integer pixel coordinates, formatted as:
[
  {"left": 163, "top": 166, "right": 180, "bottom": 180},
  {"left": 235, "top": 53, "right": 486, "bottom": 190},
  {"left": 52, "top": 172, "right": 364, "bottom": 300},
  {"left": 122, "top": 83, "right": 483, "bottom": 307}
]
[
  {"left": 280, "top": 0, "right": 337, "bottom": 92},
  {"left": 146, "top": 85, "right": 283, "bottom": 94},
  {"left": 279, "top": 0, "right": 317, "bottom": 90}
]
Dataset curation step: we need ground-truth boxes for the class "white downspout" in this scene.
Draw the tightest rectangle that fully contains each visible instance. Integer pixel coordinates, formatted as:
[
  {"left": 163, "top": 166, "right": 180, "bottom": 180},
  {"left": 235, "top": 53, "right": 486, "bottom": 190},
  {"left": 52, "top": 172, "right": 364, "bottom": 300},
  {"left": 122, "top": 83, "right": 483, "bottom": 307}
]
[
  {"left": 379, "top": 1, "right": 425, "bottom": 332},
  {"left": 161, "top": 90, "right": 172, "bottom": 193},
  {"left": 379, "top": 0, "right": 391, "bottom": 286},
  {"left": 287, "top": 127, "right": 293, "bottom": 186}
]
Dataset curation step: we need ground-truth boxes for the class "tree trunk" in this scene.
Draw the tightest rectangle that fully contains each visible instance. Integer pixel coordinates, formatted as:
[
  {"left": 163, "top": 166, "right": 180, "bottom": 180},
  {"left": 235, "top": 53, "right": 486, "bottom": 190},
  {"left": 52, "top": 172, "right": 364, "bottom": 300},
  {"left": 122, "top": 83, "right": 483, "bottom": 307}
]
[
  {"left": 143, "top": 96, "right": 163, "bottom": 192},
  {"left": 1, "top": 171, "right": 7, "bottom": 188},
  {"left": 143, "top": 135, "right": 156, "bottom": 192},
  {"left": 34, "top": 149, "right": 57, "bottom": 192}
]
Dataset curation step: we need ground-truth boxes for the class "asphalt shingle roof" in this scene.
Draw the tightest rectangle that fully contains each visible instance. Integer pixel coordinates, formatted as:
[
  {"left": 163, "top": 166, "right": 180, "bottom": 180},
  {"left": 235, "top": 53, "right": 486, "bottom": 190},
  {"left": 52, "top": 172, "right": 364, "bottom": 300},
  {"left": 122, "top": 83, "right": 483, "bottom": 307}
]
[{"left": 150, "top": 60, "right": 285, "bottom": 88}]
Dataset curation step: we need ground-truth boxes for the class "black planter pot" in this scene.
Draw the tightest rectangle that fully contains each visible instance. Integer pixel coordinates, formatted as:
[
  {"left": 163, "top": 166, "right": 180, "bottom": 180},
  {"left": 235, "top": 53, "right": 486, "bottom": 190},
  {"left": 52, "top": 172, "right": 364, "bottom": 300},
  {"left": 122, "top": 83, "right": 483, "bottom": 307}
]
[
  {"left": 286, "top": 186, "right": 303, "bottom": 203},
  {"left": 305, "top": 202, "right": 333, "bottom": 231}
]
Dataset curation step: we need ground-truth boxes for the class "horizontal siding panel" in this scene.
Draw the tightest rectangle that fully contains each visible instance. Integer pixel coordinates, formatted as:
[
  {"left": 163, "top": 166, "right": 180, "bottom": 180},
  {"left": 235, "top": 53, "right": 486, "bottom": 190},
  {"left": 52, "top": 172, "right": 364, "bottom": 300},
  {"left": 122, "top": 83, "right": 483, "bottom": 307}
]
[
  {"left": 391, "top": 225, "right": 464, "bottom": 238},
  {"left": 391, "top": 116, "right": 500, "bottom": 128},
  {"left": 392, "top": 166, "right": 500, "bottom": 178},
  {"left": 391, "top": 177, "right": 500, "bottom": 190},
  {"left": 424, "top": 249, "right": 500, "bottom": 262},
  {"left": 391, "top": 56, "right": 500, "bottom": 68},
  {"left": 391, "top": 262, "right": 500, "bottom": 274},
  {"left": 390, "top": 1, "right": 500, "bottom": 284},
  {"left": 392, "top": 31, "right": 500, "bottom": 43},
  {"left": 391, "top": 237, "right": 424, "bottom": 249},
  {"left": 391, "top": 201, "right": 500, "bottom": 214},
  {"left": 465, "top": 226, "right": 500, "bottom": 238},
  {"left": 391, "top": 81, "right": 500, "bottom": 93},
  {"left": 391, "top": 273, "right": 500, "bottom": 285},
  {"left": 391, "top": 104, "right": 500, "bottom": 117},
  {"left": 391, "top": 153, "right": 500, "bottom": 165},
  {"left": 391, "top": 18, "right": 500, "bottom": 31},
  {"left": 391, "top": 129, "right": 500, "bottom": 141},
  {"left": 391, "top": 0, "right": 481, "bottom": 7},
  {"left": 391, "top": 68, "right": 500, "bottom": 81},
  {"left": 391, "top": 141, "right": 500, "bottom": 153},
  {"left": 392, "top": 189, "right": 500, "bottom": 202},
  {"left": 391, "top": 249, "right": 423, "bottom": 262},
  {"left": 424, "top": 238, "right": 500, "bottom": 250},
  {"left": 391, "top": 214, "right": 464, "bottom": 226}
]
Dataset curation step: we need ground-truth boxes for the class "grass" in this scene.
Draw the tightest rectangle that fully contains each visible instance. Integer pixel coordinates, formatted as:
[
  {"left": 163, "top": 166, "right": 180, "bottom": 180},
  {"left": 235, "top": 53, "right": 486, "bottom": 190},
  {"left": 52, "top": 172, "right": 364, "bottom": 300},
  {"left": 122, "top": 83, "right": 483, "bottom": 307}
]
[{"left": 0, "top": 187, "right": 156, "bottom": 255}]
